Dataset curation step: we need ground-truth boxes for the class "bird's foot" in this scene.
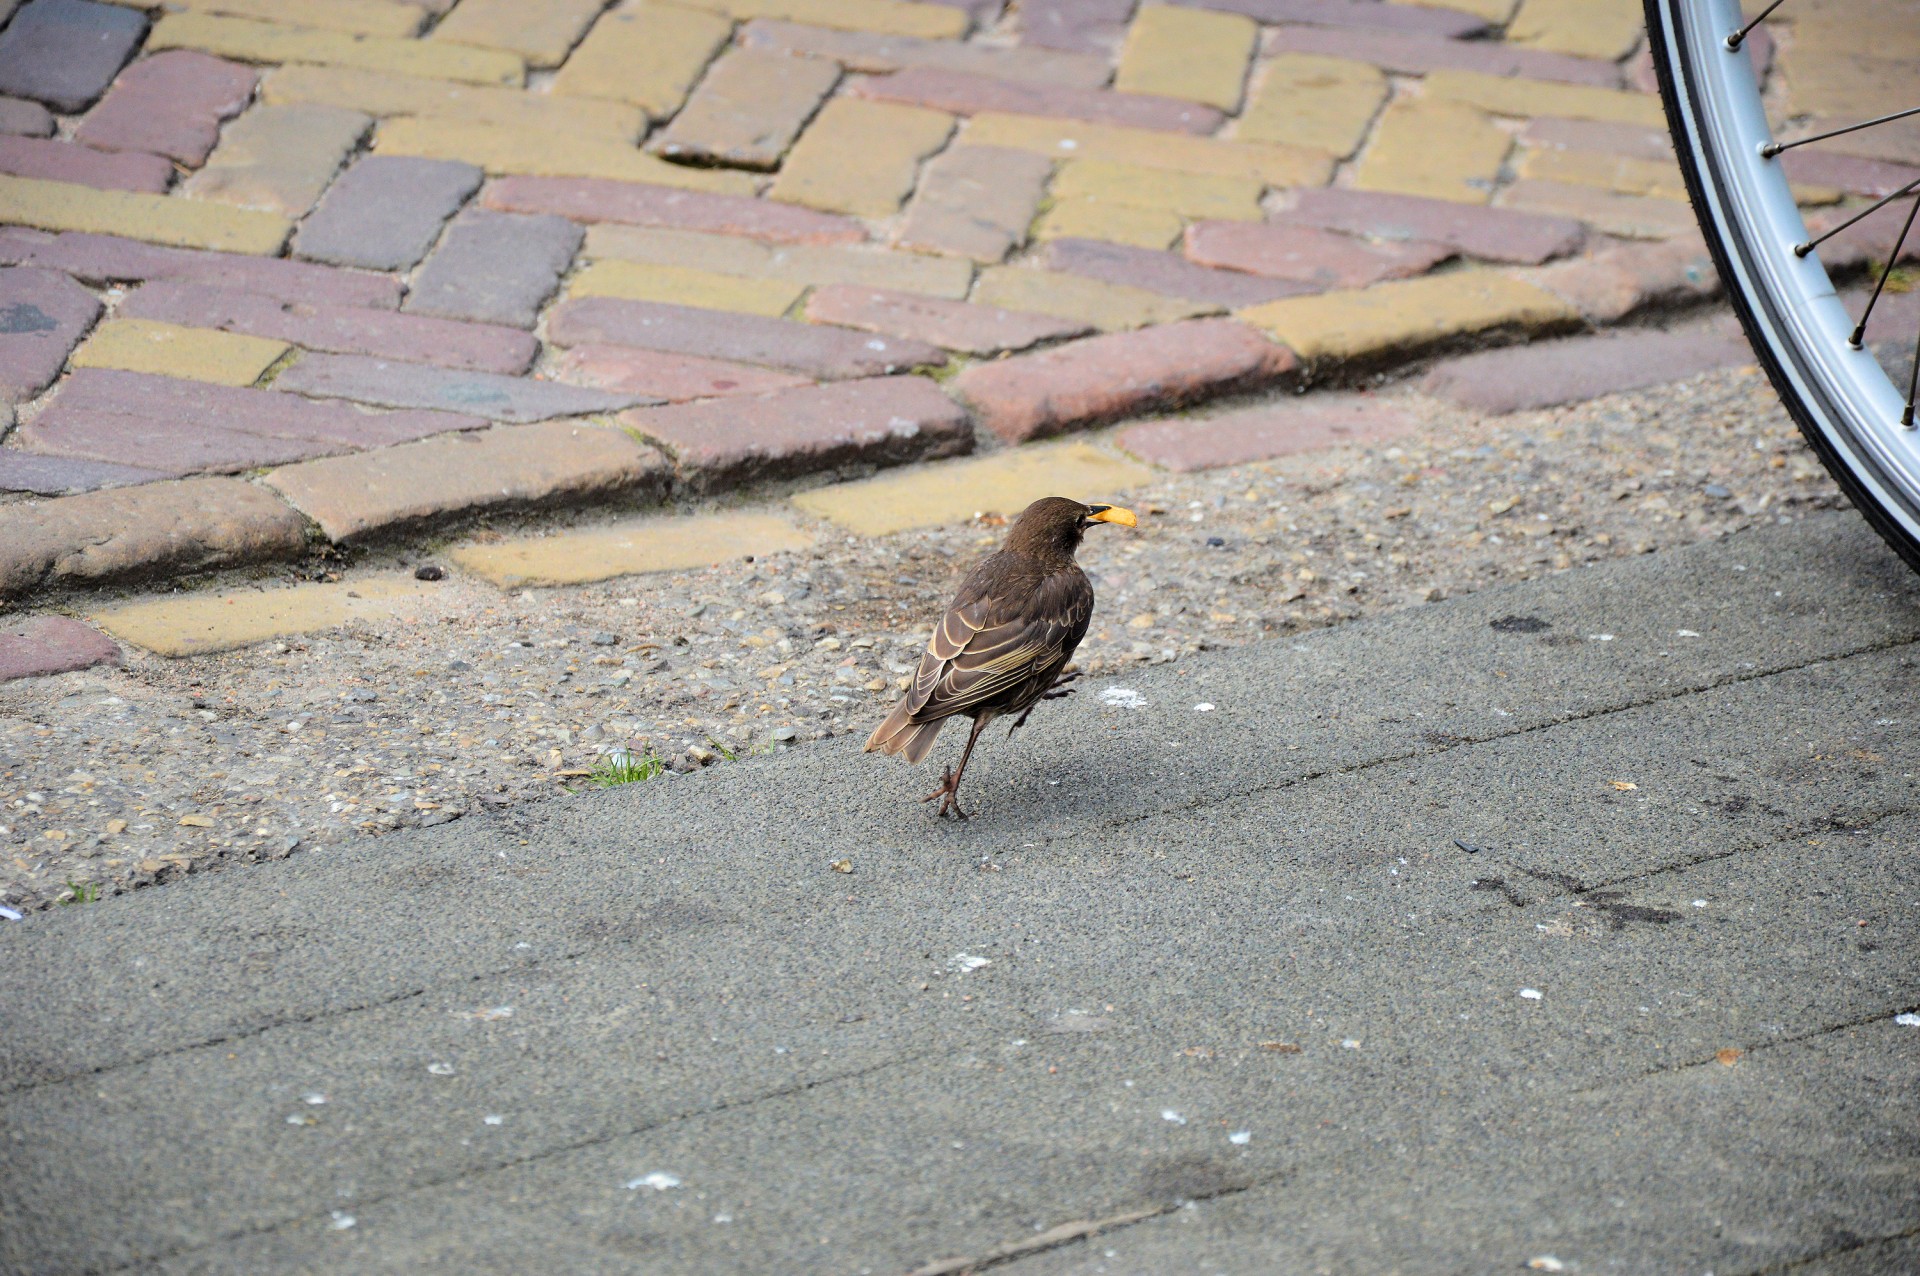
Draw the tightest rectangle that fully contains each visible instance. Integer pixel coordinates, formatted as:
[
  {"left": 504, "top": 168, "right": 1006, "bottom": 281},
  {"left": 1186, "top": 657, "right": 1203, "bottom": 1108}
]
[
  {"left": 921, "top": 766, "right": 970, "bottom": 820},
  {"left": 1042, "top": 670, "right": 1081, "bottom": 701}
]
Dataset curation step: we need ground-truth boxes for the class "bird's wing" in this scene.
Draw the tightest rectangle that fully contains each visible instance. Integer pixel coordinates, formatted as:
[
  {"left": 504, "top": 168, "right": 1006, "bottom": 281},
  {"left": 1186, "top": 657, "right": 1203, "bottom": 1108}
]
[{"left": 905, "top": 567, "right": 1092, "bottom": 722}]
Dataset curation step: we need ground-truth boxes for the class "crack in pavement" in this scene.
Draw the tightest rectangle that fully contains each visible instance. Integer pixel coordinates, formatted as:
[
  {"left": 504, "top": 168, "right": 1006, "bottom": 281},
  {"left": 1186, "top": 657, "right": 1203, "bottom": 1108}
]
[{"left": 99, "top": 1049, "right": 934, "bottom": 1275}]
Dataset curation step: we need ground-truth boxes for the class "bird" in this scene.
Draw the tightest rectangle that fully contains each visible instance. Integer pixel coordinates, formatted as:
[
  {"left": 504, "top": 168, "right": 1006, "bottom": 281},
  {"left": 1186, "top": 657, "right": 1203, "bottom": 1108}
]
[{"left": 864, "top": 496, "right": 1137, "bottom": 819}]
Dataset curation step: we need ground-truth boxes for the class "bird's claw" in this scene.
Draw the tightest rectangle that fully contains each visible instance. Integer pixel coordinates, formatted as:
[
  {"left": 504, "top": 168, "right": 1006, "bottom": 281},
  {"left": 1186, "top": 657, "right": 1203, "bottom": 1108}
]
[{"left": 922, "top": 766, "right": 970, "bottom": 820}]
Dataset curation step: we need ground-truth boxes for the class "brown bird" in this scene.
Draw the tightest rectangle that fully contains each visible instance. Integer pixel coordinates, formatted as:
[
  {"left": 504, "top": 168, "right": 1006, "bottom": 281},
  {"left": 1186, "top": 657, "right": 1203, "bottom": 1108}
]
[{"left": 865, "top": 496, "right": 1137, "bottom": 819}]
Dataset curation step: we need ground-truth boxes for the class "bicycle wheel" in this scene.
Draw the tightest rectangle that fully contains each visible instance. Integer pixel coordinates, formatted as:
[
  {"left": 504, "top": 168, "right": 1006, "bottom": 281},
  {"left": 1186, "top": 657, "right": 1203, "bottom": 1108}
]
[{"left": 1644, "top": 0, "right": 1920, "bottom": 572}]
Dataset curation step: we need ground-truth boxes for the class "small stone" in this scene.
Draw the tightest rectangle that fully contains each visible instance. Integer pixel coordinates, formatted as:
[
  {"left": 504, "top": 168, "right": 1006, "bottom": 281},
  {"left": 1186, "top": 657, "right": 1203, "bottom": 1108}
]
[
  {"left": 414, "top": 564, "right": 446, "bottom": 581},
  {"left": 590, "top": 632, "right": 619, "bottom": 646},
  {"left": 770, "top": 726, "right": 798, "bottom": 742}
]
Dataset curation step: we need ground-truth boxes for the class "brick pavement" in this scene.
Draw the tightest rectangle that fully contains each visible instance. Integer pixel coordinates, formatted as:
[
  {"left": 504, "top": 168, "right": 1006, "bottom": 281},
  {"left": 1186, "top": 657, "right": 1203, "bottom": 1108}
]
[{"left": 0, "top": 0, "right": 1913, "bottom": 659}]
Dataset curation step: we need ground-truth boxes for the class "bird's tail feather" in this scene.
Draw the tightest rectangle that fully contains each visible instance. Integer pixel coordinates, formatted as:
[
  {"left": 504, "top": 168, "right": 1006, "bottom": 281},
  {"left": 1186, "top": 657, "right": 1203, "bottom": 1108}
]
[{"left": 865, "top": 699, "right": 945, "bottom": 763}]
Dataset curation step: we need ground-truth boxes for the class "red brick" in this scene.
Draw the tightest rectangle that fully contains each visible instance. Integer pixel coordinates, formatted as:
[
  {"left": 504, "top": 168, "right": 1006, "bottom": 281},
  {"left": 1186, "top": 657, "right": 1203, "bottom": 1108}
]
[
  {"left": 274, "top": 353, "right": 658, "bottom": 423},
  {"left": 0, "top": 0, "right": 148, "bottom": 113},
  {"left": 1780, "top": 149, "right": 1920, "bottom": 199},
  {"left": 30, "top": 362, "right": 487, "bottom": 452},
  {"left": 0, "top": 476, "right": 308, "bottom": 601},
  {"left": 1280, "top": 189, "right": 1586, "bottom": 265},
  {"left": 551, "top": 344, "right": 811, "bottom": 402},
  {"left": 1264, "top": 24, "right": 1621, "bottom": 88},
  {"left": 548, "top": 297, "right": 947, "bottom": 380},
  {"left": 120, "top": 280, "right": 539, "bottom": 375},
  {"left": 740, "top": 18, "right": 1109, "bottom": 87},
  {"left": 20, "top": 412, "right": 333, "bottom": 474},
  {"left": 1044, "top": 237, "right": 1321, "bottom": 306},
  {"left": 803, "top": 283, "right": 1088, "bottom": 354},
  {"left": 0, "top": 265, "right": 101, "bottom": 402},
  {"left": 848, "top": 66, "right": 1221, "bottom": 133},
  {"left": 952, "top": 318, "right": 1295, "bottom": 443},
  {"left": 1419, "top": 324, "right": 1752, "bottom": 415},
  {"left": 481, "top": 175, "right": 866, "bottom": 247},
  {"left": 0, "top": 614, "right": 121, "bottom": 682},
  {"left": 1179, "top": 0, "right": 1483, "bottom": 37},
  {"left": 1117, "top": 393, "right": 1418, "bottom": 470},
  {"left": 1182, "top": 221, "right": 1452, "bottom": 289},
  {"left": 0, "top": 447, "right": 169, "bottom": 494},
  {"left": 0, "top": 228, "right": 404, "bottom": 308},
  {"left": 896, "top": 144, "right": 1053, "bottom": 263},
  {"left": 1514, "top": 232, "right": 1719, "bottom": 323},
  {"left": 0, "top": 96, "right": 54, "bottom": 137},
  {"left": 0, "top": 136, "right": 174, "bottom": 192},
  {"left": 1017, "top": 0, "right": 1132, "bottom": 54},
  {"left": 620, "top": 375, "right": 972, "bottom": 490},
  {"left": 72, "top": 50, "right": 258, "bottom": 166}
]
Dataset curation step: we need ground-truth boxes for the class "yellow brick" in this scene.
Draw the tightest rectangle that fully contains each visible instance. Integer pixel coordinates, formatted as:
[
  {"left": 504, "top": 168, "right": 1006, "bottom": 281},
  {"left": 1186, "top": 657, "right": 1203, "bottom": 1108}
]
[
  {"left": 1391, "top": 0, "right": 1517, "bottom": 21},
  {"left": 264, "top": 64, "right": 643, "bottom": 140},
  {"left": 183, "top": 102, "right": 370, "bottom": 217},
  {"left": 1114, "top": 5, "right": 1258, "bottom": 113},
  {"left": 584, "top": 225, "right": 976, "bottom": 298},
  {"left": 1351, "top": 98, "right": 1509, "bottom": 204},
  {"left": 149, "top": 11, "right": 525, "bottom": 86},
  {"left": 974, "top": 266, "right": 1216, "bottom": 331},
  {"left": 156, "top": 0, "right": 429, "bottom": 37},
  {"left": 769, "top": 99, "right": 954, "bottom": 217},
  {"left": 1424, "top": 70, "right": 1666, "bottom": 128},
  {"left": 374, "top": 116, "right": 757, "bottom": 194},
  {"left": 451, "top": 512, "right": 815, "bottom": 587},
  {"left": 1518, "top": 146, "right": 1690, "bottom": 202},
  {"left": 1507, "top": 0, "right": 1643, "bottom": 60},
  {"left": 431, "top": 0, "right": 606, "bottom": 69},
  {"left": 1236, "top": 53, "right": 1386, "bottom": 159},
  {"left": 1496, "top": 178, "right": 1698, "bottom": 240},
  {"left": 552, "top": 1, "right": 732, "bottom": 120},
  {"left": 1237, "top": 270, "right": 1577, "bottom": 362},
  {"left": 1032, "top": 199, "right": 1183, "bottom": 249},
  {"left": 72, "top": 318, "right": 292, "bottom": 387},
  {"left": 1052, "top": 159, "right": 1264, "bottom": 220},
  {"left": 675, "top": 0, "right": 968, "bottom": 39},
  {"left": 94, "top": 576, "right": 429, "bottom": 657},
  {"left": 964, "top": 112, "right": 1333, "bottom": 187},
  {"left": 568, "top": 260, "right": 808, "bottom": 316},
  {"left": 793, "top": 441, "right": 1156, "bottom": 536},
  {"left": 0, "top": 174, "right": 291, "bottom": 254}
]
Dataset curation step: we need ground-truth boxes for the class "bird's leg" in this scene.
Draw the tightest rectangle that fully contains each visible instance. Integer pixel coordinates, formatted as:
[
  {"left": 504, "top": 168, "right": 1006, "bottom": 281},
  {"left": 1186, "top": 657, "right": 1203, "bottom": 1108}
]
[
  {"left": 1008, "top": 670, "right": 1082, "bottom": 736},
  {"left": 923, "top": 716, "right": 989, "bottom": 820}
]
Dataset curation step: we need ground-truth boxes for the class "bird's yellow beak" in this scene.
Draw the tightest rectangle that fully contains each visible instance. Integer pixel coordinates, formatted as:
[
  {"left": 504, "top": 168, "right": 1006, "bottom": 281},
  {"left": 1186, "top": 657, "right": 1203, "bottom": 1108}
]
[{"left": 1086, "top": 504, "right": 1138, "bottom": 527}]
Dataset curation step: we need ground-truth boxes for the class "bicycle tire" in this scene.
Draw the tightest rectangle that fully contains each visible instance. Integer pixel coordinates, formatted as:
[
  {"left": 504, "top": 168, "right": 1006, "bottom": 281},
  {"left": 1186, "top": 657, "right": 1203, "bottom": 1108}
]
[{"left": 1644, "top": 0, "right": 1920, "bottom": 573}]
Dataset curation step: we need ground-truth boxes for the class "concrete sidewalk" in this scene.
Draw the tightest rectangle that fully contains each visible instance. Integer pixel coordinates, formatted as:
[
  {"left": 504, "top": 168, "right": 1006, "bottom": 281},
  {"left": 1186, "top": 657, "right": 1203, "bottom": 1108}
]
[{"left": 4, "top": 512, "right": 1919, "bottom": 1274}]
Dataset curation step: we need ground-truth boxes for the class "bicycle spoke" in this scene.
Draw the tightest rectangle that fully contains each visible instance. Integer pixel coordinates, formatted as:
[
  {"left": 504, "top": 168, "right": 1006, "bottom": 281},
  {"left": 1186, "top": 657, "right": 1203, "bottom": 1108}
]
[
  {"left": 1905, "top": 322, "right": 1920, "bottom": 428},
  {"left": 1850, "top": 194, "right": 1920, "bottom": 348},
  {"left": 1794, "top": 176, "right": 1920, "bottom": 258},
  {"left": 1763, "top": 105, "right": 1920, "bottom": 159},
  {"left": 1725, "top": 0, "right": 1786, "bottom": 50}
]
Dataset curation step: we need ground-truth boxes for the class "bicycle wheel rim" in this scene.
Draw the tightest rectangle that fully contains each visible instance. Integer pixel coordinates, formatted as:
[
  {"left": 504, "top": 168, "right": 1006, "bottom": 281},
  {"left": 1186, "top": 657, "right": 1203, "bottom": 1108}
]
[{"left": 1647, "top": 0, "right": 1920, "bottom": 564}]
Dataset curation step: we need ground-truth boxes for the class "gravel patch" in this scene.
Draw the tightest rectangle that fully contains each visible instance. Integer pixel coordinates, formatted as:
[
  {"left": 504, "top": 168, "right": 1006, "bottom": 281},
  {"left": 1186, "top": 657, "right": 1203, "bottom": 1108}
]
[{"left": 0, "top": 361, "right": 1847, "bottom": 913}]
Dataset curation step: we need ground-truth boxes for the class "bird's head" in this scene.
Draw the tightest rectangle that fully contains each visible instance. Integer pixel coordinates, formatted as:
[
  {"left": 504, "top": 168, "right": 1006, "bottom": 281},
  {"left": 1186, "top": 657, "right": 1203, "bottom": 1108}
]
[{"left": 1004, "top": 496, "right": 1138, "bottom": 558}]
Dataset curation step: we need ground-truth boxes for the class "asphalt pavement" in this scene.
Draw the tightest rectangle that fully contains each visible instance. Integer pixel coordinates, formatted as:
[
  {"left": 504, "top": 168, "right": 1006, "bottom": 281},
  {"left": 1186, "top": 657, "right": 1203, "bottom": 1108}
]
[{"left": 3, "top": 512, "right": 1919, "bottom": 1276}]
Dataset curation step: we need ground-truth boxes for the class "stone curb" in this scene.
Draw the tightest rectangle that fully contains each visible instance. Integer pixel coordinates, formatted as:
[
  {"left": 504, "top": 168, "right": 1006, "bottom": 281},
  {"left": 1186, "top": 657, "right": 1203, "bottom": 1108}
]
[{"left": 0, "top": 233, "right": 1731, "bottom": 610}]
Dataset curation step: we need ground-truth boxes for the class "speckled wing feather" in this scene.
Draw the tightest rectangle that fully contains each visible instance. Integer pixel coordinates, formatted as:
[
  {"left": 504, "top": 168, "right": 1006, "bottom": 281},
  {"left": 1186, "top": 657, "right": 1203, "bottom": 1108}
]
[{"left": 903, "top": 557, "right": 1093, "bottom": 724}]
